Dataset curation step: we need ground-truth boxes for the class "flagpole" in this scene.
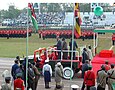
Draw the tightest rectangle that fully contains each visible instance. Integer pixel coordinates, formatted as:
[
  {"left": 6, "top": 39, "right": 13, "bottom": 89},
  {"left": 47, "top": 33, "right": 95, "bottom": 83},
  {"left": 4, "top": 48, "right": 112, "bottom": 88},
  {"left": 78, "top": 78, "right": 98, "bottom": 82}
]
[
  {"left": 26, "top": 5, "right": 29, "bottom": 90},
  {"left": 70, "top": 2, "right": 75, "bottom": 81}
]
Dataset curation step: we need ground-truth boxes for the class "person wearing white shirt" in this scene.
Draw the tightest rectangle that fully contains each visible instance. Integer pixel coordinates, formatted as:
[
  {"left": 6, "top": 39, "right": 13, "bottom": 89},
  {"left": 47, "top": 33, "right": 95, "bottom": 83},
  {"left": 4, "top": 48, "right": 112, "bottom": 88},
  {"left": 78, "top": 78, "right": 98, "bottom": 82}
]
[
  {"left": 42, "top": 60, "right": 52, "bottom": 89},
  {"left": 87, "top": 45, "right": 93, "bottom": 61}
]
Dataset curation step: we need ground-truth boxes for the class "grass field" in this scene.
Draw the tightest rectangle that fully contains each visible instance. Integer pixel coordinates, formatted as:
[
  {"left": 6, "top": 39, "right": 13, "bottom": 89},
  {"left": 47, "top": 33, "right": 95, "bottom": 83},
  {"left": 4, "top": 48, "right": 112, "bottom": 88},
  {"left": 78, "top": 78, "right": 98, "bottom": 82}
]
[{"left": 0, "top": 33, "right": 114, "bottom": 58}]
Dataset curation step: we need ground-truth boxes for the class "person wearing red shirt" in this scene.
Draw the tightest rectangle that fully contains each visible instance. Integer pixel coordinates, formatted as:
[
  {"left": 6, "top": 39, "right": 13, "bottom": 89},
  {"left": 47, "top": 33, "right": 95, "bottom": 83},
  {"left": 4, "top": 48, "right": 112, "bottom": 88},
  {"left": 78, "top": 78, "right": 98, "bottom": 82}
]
[
  {"left": 112, "top": 34, "right": 115, "bottom": 45},
  {"left": 84, "top": 65, "right": 96, "bottom": 90},
  {"left": 14, "top": 74, "right": 25, "bottom": 90}
]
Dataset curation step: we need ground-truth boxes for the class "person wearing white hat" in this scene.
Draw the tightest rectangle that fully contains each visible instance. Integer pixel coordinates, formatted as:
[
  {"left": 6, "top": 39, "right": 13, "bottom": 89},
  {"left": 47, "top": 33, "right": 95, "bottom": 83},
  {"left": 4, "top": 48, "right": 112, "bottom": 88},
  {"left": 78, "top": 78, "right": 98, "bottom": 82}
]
[
  {"left": 55, "top": 62, "right": 64, "bottom": 90},
  {"left": 71, "top": 84, "right": 79, "bottom": 90},
  {"left": 42, "top": 59, "right": 52, "bottom": 89},
  {"left": 2, "top": 70, "right": 11, "bottom": 84}
]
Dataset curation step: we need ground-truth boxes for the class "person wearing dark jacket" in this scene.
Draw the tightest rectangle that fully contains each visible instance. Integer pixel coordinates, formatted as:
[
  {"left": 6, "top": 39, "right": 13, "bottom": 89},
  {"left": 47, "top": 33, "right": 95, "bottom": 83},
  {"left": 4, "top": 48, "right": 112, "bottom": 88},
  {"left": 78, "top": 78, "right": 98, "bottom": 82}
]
[
  {"left": 62, "top": 38, "right": 68, "bottom": 59},
  {"left": 56, "top": 37, "right": 62, "bottom": 60},
  {"left": 11, "top": 59, "right": 20, "bottom": 80},
  {"left": 32, "top": 62, "right": 40, "bottom": 90},
  {"left": 81, "top": 60, "right": 90, "bottom": 90},
  {"left": 82, "top": 48, "right": 89, "bottom": 64},
  {"left": 82, "top": 60, "right": 89, "bottom": 78},
  {"left": 69, "top": 38, "right": 78, "bottom": 60},
  {"left": 28, "top": 63, "right": 35, "bottom": 90}
]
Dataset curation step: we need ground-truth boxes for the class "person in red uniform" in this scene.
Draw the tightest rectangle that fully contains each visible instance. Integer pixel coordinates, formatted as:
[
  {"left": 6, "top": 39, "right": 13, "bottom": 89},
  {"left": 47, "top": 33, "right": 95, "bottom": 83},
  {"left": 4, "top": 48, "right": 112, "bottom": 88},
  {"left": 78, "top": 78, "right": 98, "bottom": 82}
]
[
  {"left": 14, "top": 73, "right": 25, "bottom": 90},
  {"left": 112, "top": 34, "right": 115, "bottom": 45},
  {"left": 84, "top": 65, "right": 96, "bottom": 90}
]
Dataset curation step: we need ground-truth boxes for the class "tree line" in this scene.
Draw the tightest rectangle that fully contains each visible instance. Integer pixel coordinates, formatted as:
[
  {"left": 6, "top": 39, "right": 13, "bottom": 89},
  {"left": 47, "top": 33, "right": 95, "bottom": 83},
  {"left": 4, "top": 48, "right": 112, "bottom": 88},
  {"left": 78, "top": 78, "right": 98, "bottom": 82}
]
[{"left": 0, "top": 3, "right": 112, "bottom": 20}]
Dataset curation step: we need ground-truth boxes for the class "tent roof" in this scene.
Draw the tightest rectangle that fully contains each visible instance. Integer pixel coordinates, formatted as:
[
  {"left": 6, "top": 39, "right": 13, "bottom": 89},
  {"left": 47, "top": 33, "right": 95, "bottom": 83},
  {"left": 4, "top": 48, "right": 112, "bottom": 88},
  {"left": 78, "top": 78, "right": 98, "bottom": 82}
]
[{"left": 94, "top": 28, "right": 115, "bottom": 33}]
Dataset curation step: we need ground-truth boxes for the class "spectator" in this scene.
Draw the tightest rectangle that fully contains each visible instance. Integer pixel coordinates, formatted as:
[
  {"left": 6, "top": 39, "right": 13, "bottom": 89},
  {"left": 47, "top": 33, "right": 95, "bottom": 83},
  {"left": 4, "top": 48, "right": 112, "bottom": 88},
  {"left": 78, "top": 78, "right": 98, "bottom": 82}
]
[
  {"left": 82, "top": 48, "right": 89, "bottom": 64},
  {"left": 42, "top": 60, "right": 52, "bottom": 89},
  {"left": 15, "top": 65, "right": 24, "bottom": 80},
  {"left": 11, "top": 59, "right": 20, "bottom": 80},
  {"left": 2, "top": 70, "right": 11, "bottom": 84},
  {"left": 1, "top": 77, "right": 11, "bottom": 90},
  {"left": 69, "top": 38, "right": 78, "bottom": 60},
  {"left": 82, "top": 60, "right": 90, "bottom": 78},
  {"left": 87, "top": 45, "right": 93, "bottom": 61},
  {"left": 62, "top": 38, "right": 68, "bottom": 59},
  {"left": 84, "top": 65, "right": 95, "bottom": 90},
  {"left": 28, "top": 63, "right": 35, "bottom": 90},
  {"left": 16, "top": 56, "right": 20, "bottom": 61},
  {"left": 32, "top": 62, "right": 40, "bottom": 90},
  {"left": 55, "top": 62, "right": 64, "bottom": 90},
  {"left": 81, "top": 60, "right": 90, "bottom": 90},
  {"left": 55, "top": 37, "right": 62, "bottom": 60},
  {"left": 97, "top": 65, "right": 107, "bottom": 90},
  {"left": 104, "top": 60, "right": 110, "bottom": 72},
  {"left": 107, "top": 64, "right": 115, "bottom": 90},
  {"left": 14, "top": 73, "right": 25, "bottom": 90}
]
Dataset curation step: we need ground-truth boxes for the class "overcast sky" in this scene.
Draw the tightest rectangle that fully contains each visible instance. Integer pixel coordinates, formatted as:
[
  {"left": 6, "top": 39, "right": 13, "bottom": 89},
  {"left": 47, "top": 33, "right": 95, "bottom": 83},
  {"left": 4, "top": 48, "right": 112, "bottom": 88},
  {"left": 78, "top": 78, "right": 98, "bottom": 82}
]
[{"left": 0, "top": 0, "right": 114, "bottom": 10}]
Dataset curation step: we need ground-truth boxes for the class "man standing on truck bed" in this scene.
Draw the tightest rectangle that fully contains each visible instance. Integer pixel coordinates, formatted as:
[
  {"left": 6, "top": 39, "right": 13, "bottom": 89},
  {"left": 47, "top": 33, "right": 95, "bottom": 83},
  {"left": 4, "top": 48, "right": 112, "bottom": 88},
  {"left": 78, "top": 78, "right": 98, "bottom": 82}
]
[{"left": 69, "top": 38, "right": 78, "bottom": 60}]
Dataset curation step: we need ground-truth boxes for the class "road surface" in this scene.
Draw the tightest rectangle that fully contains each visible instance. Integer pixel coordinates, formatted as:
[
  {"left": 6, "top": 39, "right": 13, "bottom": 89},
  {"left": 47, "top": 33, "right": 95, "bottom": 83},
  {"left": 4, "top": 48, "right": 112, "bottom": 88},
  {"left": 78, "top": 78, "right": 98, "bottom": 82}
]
[{"left": 0, "top": 58, "right": 108, "bottom": 90}]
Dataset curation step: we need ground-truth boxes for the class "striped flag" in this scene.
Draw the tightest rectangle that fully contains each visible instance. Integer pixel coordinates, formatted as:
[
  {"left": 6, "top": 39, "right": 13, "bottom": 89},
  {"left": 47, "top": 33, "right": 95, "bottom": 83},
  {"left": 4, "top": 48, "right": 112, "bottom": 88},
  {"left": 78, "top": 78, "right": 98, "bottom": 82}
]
[
  {"left": 74, "top": 3, "right": 82, "bottom": 38},
  {"left": 28, "top": 3, "right": 38, "bottom": 31}
]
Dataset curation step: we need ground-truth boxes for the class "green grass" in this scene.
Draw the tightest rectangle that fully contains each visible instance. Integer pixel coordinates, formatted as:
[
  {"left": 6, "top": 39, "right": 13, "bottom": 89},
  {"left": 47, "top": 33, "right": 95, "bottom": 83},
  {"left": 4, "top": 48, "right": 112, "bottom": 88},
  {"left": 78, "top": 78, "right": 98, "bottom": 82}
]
[{"left": 0, "top": 33, "right": 114, "bottom": 58}]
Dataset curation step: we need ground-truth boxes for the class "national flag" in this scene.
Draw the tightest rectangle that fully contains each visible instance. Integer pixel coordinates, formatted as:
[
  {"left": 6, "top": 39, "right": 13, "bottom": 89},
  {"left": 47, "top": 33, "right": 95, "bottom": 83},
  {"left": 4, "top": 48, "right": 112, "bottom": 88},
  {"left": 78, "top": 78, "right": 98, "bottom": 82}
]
[
  {"left": 28, "top": 3, "right": 38, "bottom": 31},
  {"left": 74, "top": 3, "right": 82, "bottom": 38}
]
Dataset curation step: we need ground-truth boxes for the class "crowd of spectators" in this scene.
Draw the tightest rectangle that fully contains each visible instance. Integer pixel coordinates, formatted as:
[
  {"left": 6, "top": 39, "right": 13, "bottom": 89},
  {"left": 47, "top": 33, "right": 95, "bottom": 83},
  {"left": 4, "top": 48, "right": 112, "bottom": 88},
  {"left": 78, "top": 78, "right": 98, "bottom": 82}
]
[
  {"left": 36, "top": 12, "right": 65, "bottom": 24},
  {"left": 16, "top": 11, "right": 65, "bottom": 25}
]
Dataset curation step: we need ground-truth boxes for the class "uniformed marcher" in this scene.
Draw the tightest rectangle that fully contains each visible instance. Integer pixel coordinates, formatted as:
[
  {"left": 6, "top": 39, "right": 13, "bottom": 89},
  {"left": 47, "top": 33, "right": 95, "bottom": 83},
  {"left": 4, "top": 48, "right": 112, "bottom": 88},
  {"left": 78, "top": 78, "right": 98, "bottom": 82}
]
[
  {"left": 42, "top": 59, "right": 52, "bottom": 89},
  {"left": 97, "top": 65, "right": 107, "bottom": 90},
  {"left": 107, "top": 64, "right": 115, "bottom": 90}
]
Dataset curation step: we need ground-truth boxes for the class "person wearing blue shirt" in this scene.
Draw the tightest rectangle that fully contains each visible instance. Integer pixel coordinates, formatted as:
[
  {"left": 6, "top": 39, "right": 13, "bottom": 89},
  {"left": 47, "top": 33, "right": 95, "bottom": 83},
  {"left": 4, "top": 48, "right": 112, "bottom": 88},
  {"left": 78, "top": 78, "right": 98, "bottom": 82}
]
[{"left": 11, "top": 59, "right": 20, "bottom": 80}]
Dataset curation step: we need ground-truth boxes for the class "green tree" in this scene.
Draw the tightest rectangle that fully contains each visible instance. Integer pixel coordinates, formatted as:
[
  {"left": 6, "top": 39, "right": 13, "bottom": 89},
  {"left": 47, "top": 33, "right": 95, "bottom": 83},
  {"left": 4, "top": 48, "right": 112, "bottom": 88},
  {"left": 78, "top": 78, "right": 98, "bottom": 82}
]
[
  {"left": 0, "top": 5, "right": 21, "bottom": 19},
  {"left": 8, "top": 5, "right": 21, "bottom": 19}
]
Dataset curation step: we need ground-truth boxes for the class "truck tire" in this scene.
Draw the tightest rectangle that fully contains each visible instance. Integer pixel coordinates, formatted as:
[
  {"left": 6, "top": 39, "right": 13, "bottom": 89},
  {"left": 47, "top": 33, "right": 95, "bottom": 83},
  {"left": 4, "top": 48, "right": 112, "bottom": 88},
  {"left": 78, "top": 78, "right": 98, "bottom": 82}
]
[{"left": 63, "top": 67, "right": 74, "bottom": 79}]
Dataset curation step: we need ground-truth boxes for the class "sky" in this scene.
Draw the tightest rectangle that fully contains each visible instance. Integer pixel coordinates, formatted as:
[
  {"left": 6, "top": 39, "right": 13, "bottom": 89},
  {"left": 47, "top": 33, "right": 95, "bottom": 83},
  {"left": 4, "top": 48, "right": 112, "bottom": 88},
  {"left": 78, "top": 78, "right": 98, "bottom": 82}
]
[{"left": 0, "top": 0, "right": 114, "bottom": 10}]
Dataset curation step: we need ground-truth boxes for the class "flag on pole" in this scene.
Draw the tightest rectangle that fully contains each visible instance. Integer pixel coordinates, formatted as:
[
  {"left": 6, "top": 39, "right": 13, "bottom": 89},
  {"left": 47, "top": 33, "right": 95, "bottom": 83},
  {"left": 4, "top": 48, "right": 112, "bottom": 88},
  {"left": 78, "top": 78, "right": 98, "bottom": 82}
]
[
  {"left": 28, "top": 3, "right": 38, "bottom": 31},
  {"left": 74, "top": 3, "right": 82, "bottom": 38}
]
